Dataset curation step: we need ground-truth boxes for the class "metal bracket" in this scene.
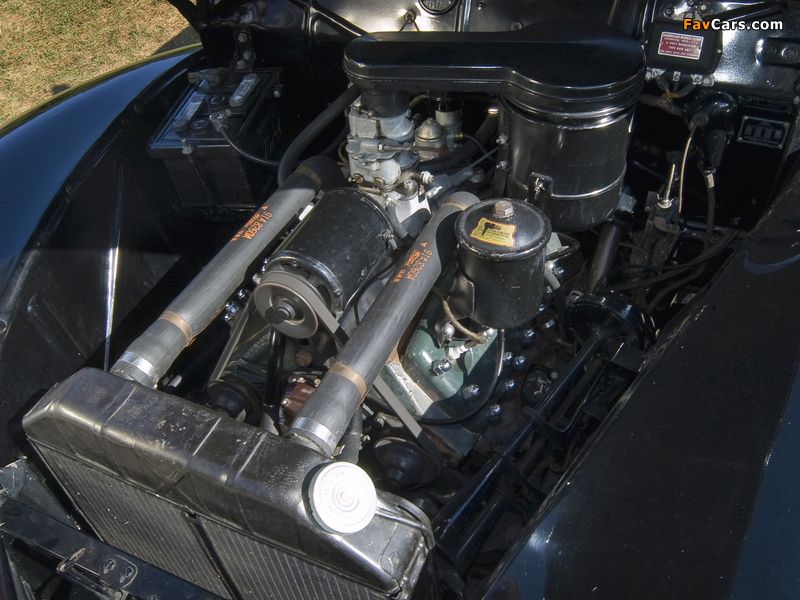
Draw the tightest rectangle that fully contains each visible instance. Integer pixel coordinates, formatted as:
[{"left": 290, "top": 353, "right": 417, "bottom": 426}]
[
  {"left": 0, "top": 497, "right": 223, "bottom": 600},
  {"left": 233, "top": 30, "right": 255, "bottom": 72}
]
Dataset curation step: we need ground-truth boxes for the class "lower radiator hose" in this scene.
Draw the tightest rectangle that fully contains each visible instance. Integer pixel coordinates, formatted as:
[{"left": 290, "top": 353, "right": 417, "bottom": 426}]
[{"left": 288, "top": 191, "right": 479, "bottom": 456}]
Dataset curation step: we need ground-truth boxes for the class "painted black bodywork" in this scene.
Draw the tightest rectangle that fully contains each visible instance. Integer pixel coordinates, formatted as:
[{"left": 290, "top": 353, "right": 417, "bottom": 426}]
[
  {"left": 3, "top": 1, "right": 800, "bottom": 598},
  {"left": 480, "top": 171, "right": 800, "bottom": 599},
  {"left": 0, "top": 47, "right": 222, "bottom": 464}
]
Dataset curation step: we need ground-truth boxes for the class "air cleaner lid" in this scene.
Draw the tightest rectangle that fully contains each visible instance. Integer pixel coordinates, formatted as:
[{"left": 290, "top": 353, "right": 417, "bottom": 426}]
[
  {"left": 344, "top": 20, "right": 645, "bottom": 118},
  {"left": 457, "top": 199, "right": 551, "bottom": 260}
]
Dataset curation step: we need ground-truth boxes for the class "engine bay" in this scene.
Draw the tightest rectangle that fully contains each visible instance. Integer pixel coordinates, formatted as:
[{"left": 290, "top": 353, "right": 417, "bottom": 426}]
[{"left": 4, "top": 1, "right": 800, "bottom": 599}]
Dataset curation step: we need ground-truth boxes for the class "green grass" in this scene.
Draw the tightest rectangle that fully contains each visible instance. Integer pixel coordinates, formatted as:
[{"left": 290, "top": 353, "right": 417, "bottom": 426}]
[{"left": 0, "top": 0, "right": 194, "bottom": 124}]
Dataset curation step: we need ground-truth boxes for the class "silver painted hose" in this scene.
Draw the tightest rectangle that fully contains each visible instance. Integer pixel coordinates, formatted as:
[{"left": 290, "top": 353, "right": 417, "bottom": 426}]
[
  {"left": 288, "top": 191, "right": 480, "bottom": 456},
  {"left": 112, "top": 157, "right": 345, "bottom": 387}
]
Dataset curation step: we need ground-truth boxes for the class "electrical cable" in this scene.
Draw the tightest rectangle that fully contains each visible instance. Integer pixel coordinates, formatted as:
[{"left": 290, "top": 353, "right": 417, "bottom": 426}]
[
  {"left": 609, "top": 228, "right": 738, "bottom": 293},
  {"left": 615, "top": 227, "right": 738, "bottom": 272},
  {"left": 677, "top": 121, "right": 698, "bottom": 215},
  {"left": 423, "top": 113, "right": 498, "bottom": 173},
  {"left": 416, "top": 330, "right": 505, "bottom": 426},
  {"left": 703, "top": 170, "right": 716, "bottom": 252},
  {"left": 645, "top": 168, "right": 719, "bottom": 312},
  {"left": 646, "top": 265, "right": 706, "bottom": 313},
  {"left": 219, "top": 127, "right": 280, "bottom": 167},
  {"left": 545, "top": 233, "right": 580, "bottom": 261},
  {"left": 458, "top": 132, "right": 487, "bottom": 157},
  {"left": 459, "top": 146, "right": 498, "bottom": 174},
  {"left": 432, "top": 287, "right": 486, "bottom": 344}
]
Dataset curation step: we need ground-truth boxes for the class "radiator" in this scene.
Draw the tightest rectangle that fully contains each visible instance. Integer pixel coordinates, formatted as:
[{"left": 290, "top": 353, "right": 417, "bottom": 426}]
[{"left": 24, "top": 368, "right": 430, "bottom": 600}]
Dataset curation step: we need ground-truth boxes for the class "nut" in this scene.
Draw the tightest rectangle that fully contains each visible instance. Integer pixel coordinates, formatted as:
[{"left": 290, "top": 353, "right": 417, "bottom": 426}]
[{"left": 419, "top": 171, "right": 434, "bottom": 185}]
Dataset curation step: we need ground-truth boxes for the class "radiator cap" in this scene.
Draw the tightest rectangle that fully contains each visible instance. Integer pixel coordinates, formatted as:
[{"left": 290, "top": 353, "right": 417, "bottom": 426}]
[{"left": 308, "top": 462, "right": 377, "bottom": 534}]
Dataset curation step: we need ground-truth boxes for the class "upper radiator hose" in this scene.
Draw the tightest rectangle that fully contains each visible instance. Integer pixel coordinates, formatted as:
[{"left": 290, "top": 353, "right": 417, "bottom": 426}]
[
  {"left": 112, "top": 157, "right": 345, "bottom": 387},
  {"left": 288, "top": 191, "right": 479, "bottom": 456}
]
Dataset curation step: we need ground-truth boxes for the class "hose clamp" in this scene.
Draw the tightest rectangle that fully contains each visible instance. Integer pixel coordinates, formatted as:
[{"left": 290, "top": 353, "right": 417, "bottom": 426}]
[
  {"left": 291, "top": 418, "right": 339, "bottom": 456},
  {"left": 328, "top": 364, "right": 367, "bottom": 399},
  {"left": 159, "top": 311, "right": 194, "bottom": 344},
  {"left": 114, "top": 352, "right": 160, "bottom": 388}
]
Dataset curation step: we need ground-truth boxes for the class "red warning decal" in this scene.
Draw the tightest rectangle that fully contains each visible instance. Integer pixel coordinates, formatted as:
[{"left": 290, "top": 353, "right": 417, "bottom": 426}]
[{"left": 658, "top": 31, "right": 704, "bottom": 60}]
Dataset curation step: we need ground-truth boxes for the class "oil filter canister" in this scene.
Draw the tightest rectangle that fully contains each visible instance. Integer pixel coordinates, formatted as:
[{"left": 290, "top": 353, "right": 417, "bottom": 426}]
[{"left": 455, "top": 199, "right": 551, "bottom": 329}]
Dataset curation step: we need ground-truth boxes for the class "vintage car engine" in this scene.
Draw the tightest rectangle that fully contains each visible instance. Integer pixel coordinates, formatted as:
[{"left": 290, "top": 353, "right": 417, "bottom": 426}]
[{"left": 4, "top": 1, "right": 800, "bottom": 599}]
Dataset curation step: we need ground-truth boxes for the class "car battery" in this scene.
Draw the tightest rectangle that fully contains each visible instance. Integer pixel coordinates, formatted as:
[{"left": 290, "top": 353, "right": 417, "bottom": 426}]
[{"left": 148, "top": 69, "right": 281, "bottom": 218}]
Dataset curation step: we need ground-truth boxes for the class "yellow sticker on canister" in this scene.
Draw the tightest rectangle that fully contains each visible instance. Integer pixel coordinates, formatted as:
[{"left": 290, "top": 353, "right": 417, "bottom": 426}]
[{"left": 470, "top": 218, "right": 516, "bottom": 247}]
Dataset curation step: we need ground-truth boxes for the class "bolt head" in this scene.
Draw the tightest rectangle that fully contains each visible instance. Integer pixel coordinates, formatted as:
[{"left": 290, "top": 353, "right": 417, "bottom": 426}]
[
  {"left": 238, "top": 33, "right": 247, "bottom": 43},
  {"left": 462, "top": 384, "right": 481, "bottom": 399},
  {"left": 431, "top": 359, "right": 452, "bottom": 375},
  {"left": 500, "top": 379, "right": 516, "bottom": 393},
  {"left": 522, "top": 328, "right": 536, "bottom": 344},
  {"left": 493, "top": 200, "right": 515, "bottom": 219},
  {"left": 274, "top": 302, "right": 295, "bottom": 321},
  {"left": 513, "top": 355, "right": 527, "bottom": 370},
  {"left": 443, "top": 323, "right": 456, "bottom": 338}
]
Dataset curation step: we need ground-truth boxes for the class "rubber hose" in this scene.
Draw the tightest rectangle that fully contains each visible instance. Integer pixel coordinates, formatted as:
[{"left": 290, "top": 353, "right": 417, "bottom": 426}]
[
  {"left": 386, "top": 202, "right": 416, "bottom": 247},
  {"left": 338, "top": 410, "right": 362, "bottom": 464},
  {"left": 277, "top": 85, "right": 361, "bottom": 186}
]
